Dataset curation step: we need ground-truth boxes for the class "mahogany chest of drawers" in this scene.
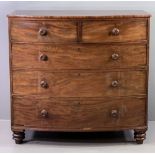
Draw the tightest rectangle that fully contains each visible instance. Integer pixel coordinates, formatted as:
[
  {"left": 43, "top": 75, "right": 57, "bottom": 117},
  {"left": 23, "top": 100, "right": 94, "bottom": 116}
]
[{"left": 8, "top": 10, "right": 150, "bottom": 144}]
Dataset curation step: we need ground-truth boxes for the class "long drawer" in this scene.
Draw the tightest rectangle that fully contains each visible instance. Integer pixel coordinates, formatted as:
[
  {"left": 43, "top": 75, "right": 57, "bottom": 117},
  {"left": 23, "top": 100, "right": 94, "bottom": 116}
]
[
  {"left": 12, "top": 97, "right": 146, "bottom": 130},
  {"left": 12, "top": 70, "right": 146, "bottom": 97},
  {"left": 82, "top": 20, "right": 147, "bottom": 42},
  {"left": 12, "top": 44, "right": 147, "bottom": 70}
]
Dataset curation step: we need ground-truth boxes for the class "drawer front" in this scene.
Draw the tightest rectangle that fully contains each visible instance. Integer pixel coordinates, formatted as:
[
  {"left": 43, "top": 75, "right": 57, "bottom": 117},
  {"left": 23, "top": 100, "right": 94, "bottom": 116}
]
[
  {"left": 10, "top": 20, "right": 77, "bottom": 42},
  {"left": 12, "top": 44, "right": 147, "bottom": 70},
  {"left": 12, "top": 71, "right": 146, "bottom": 97},
  {"left": 82, "top": 20, "right": 147, "bottom": 42},
  {"left": 13, "top": 97, "right": 146, "bottom": 130}
]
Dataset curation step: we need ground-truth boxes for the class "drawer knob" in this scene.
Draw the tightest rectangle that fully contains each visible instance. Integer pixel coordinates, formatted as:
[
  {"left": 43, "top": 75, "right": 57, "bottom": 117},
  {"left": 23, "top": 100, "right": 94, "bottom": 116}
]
[
  {"left": 111, "top": 80, "right": 119, "bottom": 87},
  {"left": 111, "top": 28, "right": 120, "bottom": 36},
  {"left": 40, "top": 80, "right": 48, "bottom": 89},
  {"left": 39, "top": 28, "right": 48, "bottom": 36},
  {"left": 111, "top": 109, "right": 118, "bottom": 118},
  {"left": 40, "top": 54, "right": 48, "bottom": 61},
  {"left": 41, "top": 109, "right": 48, "bottom": 118},
  {"left": 111, "top": 53, "right": 119, "bottom": 60}
]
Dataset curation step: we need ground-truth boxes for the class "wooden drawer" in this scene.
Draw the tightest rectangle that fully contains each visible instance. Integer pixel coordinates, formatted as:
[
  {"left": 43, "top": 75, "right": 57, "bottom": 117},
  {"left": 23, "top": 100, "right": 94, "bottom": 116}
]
[
  {"left": 12, "top": 44, "right": 147, "bottom": 70},
  {"left": 12, "top": 97, "right": 146, "bottom": 130},
  {"left": 10, "top": 20, "right": 77, "bottom": 43},
  {"left": 82, "top": 20, "right": 147, "bottom": 43},
  {"left": 12, "top": 71, "right": 146, "bottom": 97}
]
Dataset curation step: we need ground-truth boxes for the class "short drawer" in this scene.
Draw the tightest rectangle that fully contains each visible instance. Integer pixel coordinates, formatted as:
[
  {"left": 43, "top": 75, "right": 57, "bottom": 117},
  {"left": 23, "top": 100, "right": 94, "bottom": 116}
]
[
  {"left": 12, "top": 97, "right": 146, "bottom": 130},
  {"left": 82, "top": 20, "right": 147, "bottom": 42},
  {"left": 12, "top": 44, "right": 147, "bottom": 70},
  {"left": 10, "top": 20, "right": 77, "bottom": 42},
  {"left": 12, "top": 71, "right": 146, "bottom": 97}
]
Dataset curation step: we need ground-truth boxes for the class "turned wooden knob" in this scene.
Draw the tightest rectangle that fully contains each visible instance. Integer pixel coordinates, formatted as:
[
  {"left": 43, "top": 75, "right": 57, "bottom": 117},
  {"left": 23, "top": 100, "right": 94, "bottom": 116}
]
[
  {"left": 111, "top": 27, "right": 120, "bottom": 36},
  {"left": 40, "top": 54, "right": 48, "bottom": 61},
  {"left": 111, "top": 80, "right": 119, "bottom": 87},
  {"left": 41, "top": 109, "right": 48, "bottom": 118},
  {"left": 39, "top": 28, "right": 48, "bottom": 36},
  {"left": 111, "top": 53, "right": 119, "bottom": 60},
  {"left": 111, "top": 109, "right": 118, "bottom": 118},
  {"left": 40, "top": 80, "right": 48, "bottom": 89}
]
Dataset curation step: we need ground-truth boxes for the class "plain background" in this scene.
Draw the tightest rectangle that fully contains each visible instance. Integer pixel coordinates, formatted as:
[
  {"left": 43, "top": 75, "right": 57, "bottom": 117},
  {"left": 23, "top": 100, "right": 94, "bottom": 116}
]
[{"left": 0, "top": 1, "right": 155, "bottom": 121}]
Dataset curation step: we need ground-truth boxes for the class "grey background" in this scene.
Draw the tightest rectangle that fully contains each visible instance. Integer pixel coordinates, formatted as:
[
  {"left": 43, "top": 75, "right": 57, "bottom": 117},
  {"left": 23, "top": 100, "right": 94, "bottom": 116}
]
[{"left": 0, "top": 1, "right": 154, "bottom": 120}]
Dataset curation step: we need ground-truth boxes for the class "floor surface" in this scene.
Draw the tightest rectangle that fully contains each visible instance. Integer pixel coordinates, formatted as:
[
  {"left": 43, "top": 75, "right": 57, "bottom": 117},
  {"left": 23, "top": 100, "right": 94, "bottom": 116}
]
[{"left": 0, "top": 120, "right": 155, "bottom": 153}]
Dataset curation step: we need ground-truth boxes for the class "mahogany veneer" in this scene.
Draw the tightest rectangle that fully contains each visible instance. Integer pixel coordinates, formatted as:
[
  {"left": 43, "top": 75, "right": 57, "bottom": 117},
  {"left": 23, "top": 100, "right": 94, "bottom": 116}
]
[{"left": 8, "top": 10, "right": 151, "bottom": 144}]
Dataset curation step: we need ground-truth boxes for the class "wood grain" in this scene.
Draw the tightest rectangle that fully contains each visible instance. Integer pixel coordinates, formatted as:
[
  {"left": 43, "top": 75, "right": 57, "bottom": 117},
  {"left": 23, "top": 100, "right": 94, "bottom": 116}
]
[
  {"left": 12, "top": 70, "right": 146, "bottom": 97},
  {"left": 12, "top": 44, "right": 147, "bottom": 70},
  {"left": 10, "top": 20, "right": 77, "bottom": 43},
  {"left": 12, "top": 97, "right": 146, "bottom": 130},
  {"left": 82, "top": 20, "right": 147, "bottom": 42}
]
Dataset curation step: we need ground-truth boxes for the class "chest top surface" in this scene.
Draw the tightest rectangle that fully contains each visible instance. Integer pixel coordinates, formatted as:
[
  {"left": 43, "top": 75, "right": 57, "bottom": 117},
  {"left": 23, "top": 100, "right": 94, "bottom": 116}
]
[{"left": 8, "top": 10, "right": 151, "bottom": 19}]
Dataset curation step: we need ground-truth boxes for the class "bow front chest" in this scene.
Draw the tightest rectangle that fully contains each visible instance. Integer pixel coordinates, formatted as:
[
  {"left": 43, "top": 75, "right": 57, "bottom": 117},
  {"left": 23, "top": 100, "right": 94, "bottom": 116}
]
[{"left": 8, "top": 10, "right": 150, "bottom": 144}]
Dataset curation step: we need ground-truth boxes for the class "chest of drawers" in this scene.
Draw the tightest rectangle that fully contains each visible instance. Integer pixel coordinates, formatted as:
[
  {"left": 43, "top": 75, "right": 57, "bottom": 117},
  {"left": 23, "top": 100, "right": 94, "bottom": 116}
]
[{"left": 8, "top": 10, "right": 150, "bottom": 144}]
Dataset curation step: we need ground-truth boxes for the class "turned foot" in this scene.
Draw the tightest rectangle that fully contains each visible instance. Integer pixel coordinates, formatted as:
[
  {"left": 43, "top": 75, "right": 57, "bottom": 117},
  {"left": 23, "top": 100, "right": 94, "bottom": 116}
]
[
  {"left": 13, "top": 131, "right": 25, "bottom": 144},
  {"left": 134, "top": 128, "right": 147, "bottom": 144}
]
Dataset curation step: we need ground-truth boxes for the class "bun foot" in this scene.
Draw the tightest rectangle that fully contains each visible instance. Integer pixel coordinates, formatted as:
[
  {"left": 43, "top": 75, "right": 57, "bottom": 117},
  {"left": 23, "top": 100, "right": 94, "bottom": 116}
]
[
  {"left": 134, "top": 128, "right": 147, "bottom": 144},
  {"left": 136, "top": 140, "right": 144, "bottom": 144},
  {"left": 13, "top": 131, "right": 25, "bottom": 144}
]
